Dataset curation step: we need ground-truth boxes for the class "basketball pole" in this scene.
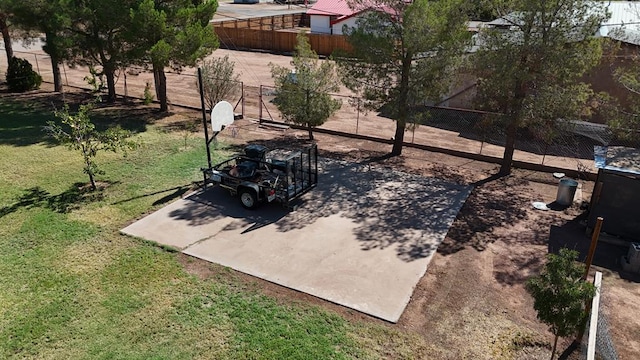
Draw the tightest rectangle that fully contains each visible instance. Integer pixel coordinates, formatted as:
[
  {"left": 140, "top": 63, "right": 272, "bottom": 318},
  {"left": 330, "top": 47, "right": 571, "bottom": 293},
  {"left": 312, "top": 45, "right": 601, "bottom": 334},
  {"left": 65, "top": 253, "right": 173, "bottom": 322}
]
[{"left": 198, "top": 67, "right": 212, "bottom": 169}]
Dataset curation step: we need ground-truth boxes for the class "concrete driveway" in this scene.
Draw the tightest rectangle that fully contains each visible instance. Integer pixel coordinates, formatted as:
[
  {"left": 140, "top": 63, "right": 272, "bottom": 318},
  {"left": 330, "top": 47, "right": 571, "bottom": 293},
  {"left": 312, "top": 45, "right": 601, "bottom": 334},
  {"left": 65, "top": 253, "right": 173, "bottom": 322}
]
[{"left": 121, "top": 158, "right": 471, "bottom": 322}]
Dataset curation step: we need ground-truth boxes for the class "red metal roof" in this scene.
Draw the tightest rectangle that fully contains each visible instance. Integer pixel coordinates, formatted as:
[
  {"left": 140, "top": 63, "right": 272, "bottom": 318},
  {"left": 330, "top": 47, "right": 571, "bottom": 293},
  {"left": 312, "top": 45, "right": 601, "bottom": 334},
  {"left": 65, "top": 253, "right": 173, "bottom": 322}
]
[
  {"left": 306, "top": 0, "right": 356, "bottom": 17},
  {"left": 307, "top": 0, "right": 402, "bottom": 23}
]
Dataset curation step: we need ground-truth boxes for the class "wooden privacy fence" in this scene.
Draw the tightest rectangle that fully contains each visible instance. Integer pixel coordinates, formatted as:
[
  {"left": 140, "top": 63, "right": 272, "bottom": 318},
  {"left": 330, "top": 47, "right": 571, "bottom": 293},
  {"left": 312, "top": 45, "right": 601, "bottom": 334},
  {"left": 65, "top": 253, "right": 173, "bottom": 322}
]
[
  {"left": 214, "top": 27, "right": 352, "bottom": 56},
  {"left": 214, "top": 13, "right": 308, "bottom": 30}
]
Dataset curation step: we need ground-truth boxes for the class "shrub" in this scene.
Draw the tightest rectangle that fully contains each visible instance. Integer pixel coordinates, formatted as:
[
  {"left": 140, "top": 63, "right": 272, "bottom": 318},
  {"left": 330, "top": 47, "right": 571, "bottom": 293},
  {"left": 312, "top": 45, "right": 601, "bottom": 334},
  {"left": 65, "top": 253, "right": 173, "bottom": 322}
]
[
  {"left": 143, "top": 82, "right": 154, "bottom": 105},
  {"left": 6, "top": 57, "right": 43, "bottom": 92}
]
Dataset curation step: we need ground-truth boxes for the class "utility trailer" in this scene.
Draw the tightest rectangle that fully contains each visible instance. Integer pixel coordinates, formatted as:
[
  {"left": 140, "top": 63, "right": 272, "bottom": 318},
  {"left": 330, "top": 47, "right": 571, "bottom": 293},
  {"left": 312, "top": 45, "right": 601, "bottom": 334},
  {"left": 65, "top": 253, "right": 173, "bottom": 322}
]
[{"left": 201, "top": 144, "right": 318, "bottom": 210}]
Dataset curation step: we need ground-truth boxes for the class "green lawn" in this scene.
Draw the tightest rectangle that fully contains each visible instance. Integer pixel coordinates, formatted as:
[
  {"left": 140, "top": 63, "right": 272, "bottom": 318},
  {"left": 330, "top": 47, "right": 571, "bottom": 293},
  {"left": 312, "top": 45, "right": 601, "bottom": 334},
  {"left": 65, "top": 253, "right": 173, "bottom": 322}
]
[{"left": 0, "top": 98, "right": 429, "bottom": 359}]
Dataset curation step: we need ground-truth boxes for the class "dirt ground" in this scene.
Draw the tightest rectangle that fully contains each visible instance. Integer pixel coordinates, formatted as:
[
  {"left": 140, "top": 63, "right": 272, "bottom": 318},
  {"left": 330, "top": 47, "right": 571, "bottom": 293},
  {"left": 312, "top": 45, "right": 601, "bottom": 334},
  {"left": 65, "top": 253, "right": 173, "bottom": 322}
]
[
  {"left": 2, "top": 55, "right": 639, "bottom": 358},
  {"left": 0, "top": 45, "right": 595, "bottom": 173},
  {"left": 211, "top": 123, "right": 640, "bottom": 360}
]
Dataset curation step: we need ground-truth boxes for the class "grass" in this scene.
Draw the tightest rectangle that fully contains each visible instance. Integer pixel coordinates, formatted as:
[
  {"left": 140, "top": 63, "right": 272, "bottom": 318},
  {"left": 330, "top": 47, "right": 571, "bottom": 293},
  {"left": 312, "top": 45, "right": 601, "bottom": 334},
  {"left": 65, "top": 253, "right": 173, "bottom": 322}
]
[{"left": 0, "top": 97, "right": 429, "bottom": 359}]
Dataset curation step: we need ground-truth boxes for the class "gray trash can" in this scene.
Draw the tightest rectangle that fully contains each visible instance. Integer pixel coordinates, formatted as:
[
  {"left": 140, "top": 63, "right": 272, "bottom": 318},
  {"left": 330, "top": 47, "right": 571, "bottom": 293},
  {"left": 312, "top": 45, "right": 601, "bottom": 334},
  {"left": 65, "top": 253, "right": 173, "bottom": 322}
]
[{"left": 556, "top": 179, "right": 578, "bottom": 206}]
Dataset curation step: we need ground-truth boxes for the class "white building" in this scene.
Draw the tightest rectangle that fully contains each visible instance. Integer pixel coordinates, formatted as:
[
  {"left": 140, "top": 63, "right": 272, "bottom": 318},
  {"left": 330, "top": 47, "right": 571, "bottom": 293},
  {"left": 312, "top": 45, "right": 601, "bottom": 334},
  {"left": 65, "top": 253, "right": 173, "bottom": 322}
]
[{"left": 307, "top": 0, "right": 390, "bottom": 35}]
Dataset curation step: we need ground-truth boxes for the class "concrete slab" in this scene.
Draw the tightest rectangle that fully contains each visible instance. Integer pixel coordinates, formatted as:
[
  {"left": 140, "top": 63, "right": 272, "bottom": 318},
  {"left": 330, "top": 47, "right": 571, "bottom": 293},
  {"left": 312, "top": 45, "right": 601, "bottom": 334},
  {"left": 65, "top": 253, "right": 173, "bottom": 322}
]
[{"left": 121, "top": 159, "right": 471, "bottom": 322}]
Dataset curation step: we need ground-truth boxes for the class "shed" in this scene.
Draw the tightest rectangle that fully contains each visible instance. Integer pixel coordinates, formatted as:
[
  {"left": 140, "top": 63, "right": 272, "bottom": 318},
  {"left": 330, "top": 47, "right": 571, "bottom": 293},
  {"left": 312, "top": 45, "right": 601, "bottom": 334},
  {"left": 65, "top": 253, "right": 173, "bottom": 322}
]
[
  {"left": 306, "top": 0, "right": 396, "bottom": 35},
  {"left": 589, "top": 146, "right": 640, "bottom": 241},
  {"left": 307, "top": 0, "right": 357, "bottom": 34}
]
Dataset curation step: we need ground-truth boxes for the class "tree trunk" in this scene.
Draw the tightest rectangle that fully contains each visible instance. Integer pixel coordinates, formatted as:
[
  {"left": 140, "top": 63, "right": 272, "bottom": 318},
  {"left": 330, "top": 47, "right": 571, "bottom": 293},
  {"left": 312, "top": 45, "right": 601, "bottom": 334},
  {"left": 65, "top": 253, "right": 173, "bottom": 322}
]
[
  {"left": 391, "top": 51, "right": 413, "bottom": 156},
  {"left": 50, "top": 57, "right": 63, "bottom": 92},
  {"left": 83, "top": 150, "right": 97, "bottom": 191},
  {"left": 499, "top": 121, "right": 517, "bottom": 175},
  {"left": 104, "top": 64, "right": 117, "bottom": 103},
  {"left": 499, "top": 70, "right": 527, "bottom": 176},
  {"left": 153, "top": 63, "right": 168, "bottom": 112},
  {"left": 88, "top": 170, "right": 96, "bottom": 191},
  {"left": 45, "top": 32, "right": 63, "bottom": 92},
  {"left": 0, "top": 12, "right": 13, "bottom": 61},
  {"left": 391, "top": 121, "right": 406, "bottom": 155},
  {"left": 304, "top": 89, "right": 312, "bottom": 139},
  {"left": 550, "top": 334, "right": 558, "bottom": 360}
]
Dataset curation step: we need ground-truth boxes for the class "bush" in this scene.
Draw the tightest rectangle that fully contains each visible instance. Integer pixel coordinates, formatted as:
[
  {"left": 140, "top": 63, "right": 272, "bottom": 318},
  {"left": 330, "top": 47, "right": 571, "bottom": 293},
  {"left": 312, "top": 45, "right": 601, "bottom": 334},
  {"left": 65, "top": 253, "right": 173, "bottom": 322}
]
[
  {"left": 143, "top": 82, "right": 154, "bottom": 105},
  {"left": 6, "top": 57, "right": 43, "bottom": 92}
]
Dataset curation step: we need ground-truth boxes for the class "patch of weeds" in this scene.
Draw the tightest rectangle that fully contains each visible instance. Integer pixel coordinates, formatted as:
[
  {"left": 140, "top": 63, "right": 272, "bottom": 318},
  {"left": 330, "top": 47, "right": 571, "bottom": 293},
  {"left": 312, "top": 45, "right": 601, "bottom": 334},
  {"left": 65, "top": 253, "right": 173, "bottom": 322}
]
[
  {"left": 172, "top": 291, "right": 230, "bottom": 328},
  {"left": 0, "top": 210, "right": 97, "bottom": 358},
  {"left": 491, "top": 330, "right": 550, "bottom": 360},
  {"left": 143, "top": 82, "right": 155, "bottom": 105},
  {"left": 172, "top": 286, "right": 361, "bottom": 360},
  {"left": 138, "top": 238, "right": 180, "bottom": 253},
  {"left": 101, "top": 288, "right": 148, "bottom": 314},
  {"left": 1, "top": 210, "right": 97, "bottom": 253},
  {"left": 100, "top": 244, "right": 182, "bottom": 292},
  {"left": 0, "top": 261, "right": 82, "bottom": 358},
  {"left": 180, "top": 120, "right": 198, "bottom": 150},
  {"left": 350, "top": 323, "right": 436, "bottom": 359}
]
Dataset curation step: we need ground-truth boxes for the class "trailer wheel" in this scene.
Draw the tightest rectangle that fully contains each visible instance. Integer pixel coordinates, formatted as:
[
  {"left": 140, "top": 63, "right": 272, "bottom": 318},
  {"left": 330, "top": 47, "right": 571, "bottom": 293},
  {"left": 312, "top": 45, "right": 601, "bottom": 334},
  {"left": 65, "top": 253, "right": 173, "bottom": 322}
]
[{"left": 239, "top": 189, "right": 258, "bottom": 210}]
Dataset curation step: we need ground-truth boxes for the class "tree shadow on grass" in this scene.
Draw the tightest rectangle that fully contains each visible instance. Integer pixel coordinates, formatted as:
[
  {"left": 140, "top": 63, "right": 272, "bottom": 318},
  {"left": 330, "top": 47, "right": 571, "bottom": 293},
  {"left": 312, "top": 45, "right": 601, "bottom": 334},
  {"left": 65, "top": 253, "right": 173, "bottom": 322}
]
[
  {"left": 0, "top": 183, "right": 107, "bottom": 218},
  {"left": 111, "top": 185, "right": 194, "bottom": 207},
  {"left": 0, "top": 101, "right": 59, "bottom": 147},
  {"left": 0, "top": 91, "right": 181, "bottom": 147}
]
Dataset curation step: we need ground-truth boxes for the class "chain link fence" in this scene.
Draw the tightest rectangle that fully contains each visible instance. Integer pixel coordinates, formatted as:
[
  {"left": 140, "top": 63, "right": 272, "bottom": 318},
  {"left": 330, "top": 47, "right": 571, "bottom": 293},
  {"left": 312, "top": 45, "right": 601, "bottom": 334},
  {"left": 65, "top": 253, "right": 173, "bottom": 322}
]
[
  {"left": 0, "top": 50, "right": 245, "bottom": 114},
  {"left": 413, "top": 106, "right": 640, "bottom": 165},
  {"left": 259, "top": 84, "right": 639, "bottom": 170},
  {"left": 2, "top": 50, "right": 639, "bottom": 172},
  {"left": 581, "top": 275, "right": 619, "bottom": 360}
]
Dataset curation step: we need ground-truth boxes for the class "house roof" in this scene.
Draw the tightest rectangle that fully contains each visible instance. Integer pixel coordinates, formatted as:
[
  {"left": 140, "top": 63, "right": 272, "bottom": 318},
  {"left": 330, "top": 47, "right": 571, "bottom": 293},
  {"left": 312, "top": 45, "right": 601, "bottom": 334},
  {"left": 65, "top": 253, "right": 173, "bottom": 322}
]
[
  {"left": 487, "top": 2, "right": 640, "bottom": 45},
  {"left": 306, "top": 0, "right": 355, "bottom": 17},
  {"left": 594, "top": 146, "right": 640, "bottom": 175},
  {"left": 307, "top": 0, "right": 399, "bottom": 23},
  {"left": 598, "top": 1, "right": 640, "bottom": 45}
]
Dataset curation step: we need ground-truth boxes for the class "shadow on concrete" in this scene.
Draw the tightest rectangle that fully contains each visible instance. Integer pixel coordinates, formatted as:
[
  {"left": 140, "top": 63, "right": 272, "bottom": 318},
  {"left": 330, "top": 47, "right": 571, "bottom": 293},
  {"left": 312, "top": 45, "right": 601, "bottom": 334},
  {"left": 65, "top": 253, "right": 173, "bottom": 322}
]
[
  {"left": 168, "top": 186, "right": 288, "bottom": 232},
  {"left": 178, "top": 156, "right": 471, "bottom": 262},
  {"left": 277, "top": 159, "right": 471, "bottom": 262}
]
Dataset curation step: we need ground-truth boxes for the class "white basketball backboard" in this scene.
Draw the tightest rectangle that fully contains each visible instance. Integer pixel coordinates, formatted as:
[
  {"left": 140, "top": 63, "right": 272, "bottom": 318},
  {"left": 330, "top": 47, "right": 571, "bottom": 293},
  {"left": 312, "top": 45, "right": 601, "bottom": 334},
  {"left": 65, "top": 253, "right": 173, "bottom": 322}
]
[{"left": 210, "top": 101, "right": 234, "bottom": 132}]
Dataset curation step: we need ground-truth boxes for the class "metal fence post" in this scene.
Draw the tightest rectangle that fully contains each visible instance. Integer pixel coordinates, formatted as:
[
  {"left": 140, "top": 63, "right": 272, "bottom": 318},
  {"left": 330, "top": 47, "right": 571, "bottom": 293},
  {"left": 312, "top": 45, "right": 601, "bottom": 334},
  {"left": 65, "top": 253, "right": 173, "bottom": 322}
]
[
  {"left": 62, "top": 63, "right": 68, "bottom": 86},
  {"left": 259, "top": 85, "right": 263, "bottom": 122},
  {"left": 355, "top": 98, "right": 360, "bottom": 135},
  {"left": 33, "top": 54, "right": 40, "bottom": 74}
]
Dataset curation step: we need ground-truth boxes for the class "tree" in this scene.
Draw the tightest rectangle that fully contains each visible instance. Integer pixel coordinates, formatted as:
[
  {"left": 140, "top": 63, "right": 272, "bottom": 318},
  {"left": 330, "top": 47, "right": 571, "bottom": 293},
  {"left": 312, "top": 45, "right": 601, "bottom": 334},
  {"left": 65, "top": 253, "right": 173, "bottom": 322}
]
[
  {"left": 9, "top": 0, "right": 71, "bottom": 92},
  {"left": 271, "top": 33, "right": 341, "bottom": 140},
  {"left": 6, "top": 56, "right": 42, "bottom": 92},
  {"left": 601, "top": 3, "right": 640, "bottom": 139},
  {"left": 526, "top": 248, "right": 596, "bottom": 360},
  {"left": 130, "top": 0, "right": 218, "bottom": 112},
  {"left": 472, "top": 0, "right": 609, "bottom": 175},
  {"left": 0, "top": 0, "right": 14, "bottom": 61},
  {"left": 335, "top": 0, "right": 469, "bottom": 156},
  {"left": 45, "top": 101, "right": 136, "bottom": 190},
  {"left": 65, "top": 0, "right": 143, "bottom": 103},
  {"left": 467, "top": 0, "right": 497, "bottom": 21},
  {"left": 199, "top": 55, "right": 241, "bottom": 111}
]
